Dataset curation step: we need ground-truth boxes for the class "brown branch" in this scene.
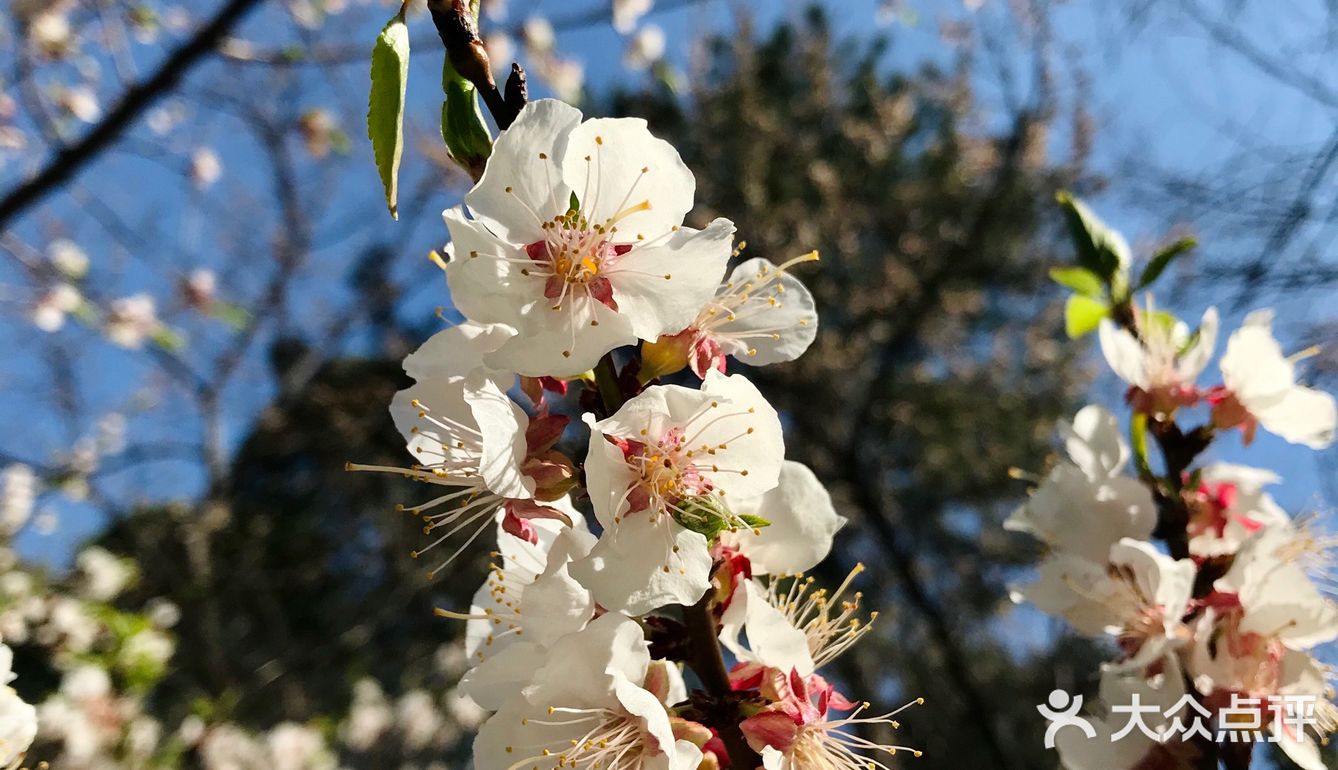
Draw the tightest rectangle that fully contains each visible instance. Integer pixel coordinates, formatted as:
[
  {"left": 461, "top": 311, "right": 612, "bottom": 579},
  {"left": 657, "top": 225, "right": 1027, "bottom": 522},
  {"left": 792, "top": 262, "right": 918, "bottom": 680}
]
[
  {"left": 0, "top": 0, "right": 266, "bottom": 230},
  {"left": 682, "top": 593, "right": 760, "bottom": 770}
]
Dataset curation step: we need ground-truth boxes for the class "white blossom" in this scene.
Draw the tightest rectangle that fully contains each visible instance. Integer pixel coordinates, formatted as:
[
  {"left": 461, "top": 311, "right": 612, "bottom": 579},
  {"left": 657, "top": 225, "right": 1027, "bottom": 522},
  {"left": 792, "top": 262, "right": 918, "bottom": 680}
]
[
  {"left": 340, "top": 679, "right": 391, "bottom": 751},
  {"left": 105, "top": 293, "right": 162, "bottom": 349},
  {"left": 77, "top": 546, "right": 131, "bottom": 601},
  {"left": 48, "top": 238, "right": 89, "bottom": 278},
  {"left": 348, "top": 371, "right": 548, "bottom": 574},
  {"left": 1185, "top": 463, "right": 1289, "bottom": 557},
  {"left": 444, "top": 99, "right": 734, "bottom": 377},
  {"left": 0, "top": 466, "right": 37, "bottom": 536},
  {"left": 1215, "top": 309, "right": 1337, "bottom": 448},
  {"left": 473, "top": 614, "right": 702, "bottom": 770},
  {"left": 1013, "top": 539, "right": 1194, "bottom": 670},
  {"left": 1054, "top": 657, "right": 1188, "bottom": 770},
  {"left": 613, "top": 0, "right": 653, "bottom": 33},
  {"left": 644, "top": 254, "right": 819, "bottom": 380},
  {"left": 720, "top": 565, "right": 873, "bottom": 679},
  {"left": 396, "top": 690, "right": 445, "bottom": 751},
  {"left": 59, "top": 85, "right": 101, "bottom": 123},
  {"left": 31, "top": 283, "right": 82, "bottom": 332},
  {"left": 448, "top": 509, "right": 595, "bottom": 710},
  {"left": 266, "top": 722, "right": 334, "bottom": 770},
  {"left": 191, "top": 148, "right": 223, "bottom": 189},
  {"left": 1098, "top": 305, "right": 1217, "bottom": 414},
  {"left": 0, "top": 642, "right": 35, "bottom": 768},
  {"left": 1004, "top": 405, "right": 1156, "bottom": 563},
  {"left": 572, "top": 371, "right": 784, "bottom": 613},
  {"left": 624, "top": 24, "right": 666, "bottom": 70}
]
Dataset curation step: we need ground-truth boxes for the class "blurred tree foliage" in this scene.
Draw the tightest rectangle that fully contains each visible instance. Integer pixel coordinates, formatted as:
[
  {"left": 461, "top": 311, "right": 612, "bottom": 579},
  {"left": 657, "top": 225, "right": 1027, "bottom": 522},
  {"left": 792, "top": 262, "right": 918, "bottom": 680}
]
[{"left": 90, "top": 10, "right": 1106, "bottom": 768}]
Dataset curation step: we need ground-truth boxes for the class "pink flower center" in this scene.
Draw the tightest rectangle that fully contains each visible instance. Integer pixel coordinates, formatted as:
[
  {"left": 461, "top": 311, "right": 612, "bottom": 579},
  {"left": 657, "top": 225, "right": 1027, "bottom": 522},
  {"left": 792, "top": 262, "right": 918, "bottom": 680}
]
[
  {"left": 525, "top": 225, "right": 634, "bottom": 312},
  {"left": 613, "top": 427, "right": 714, "bottom": 515}
]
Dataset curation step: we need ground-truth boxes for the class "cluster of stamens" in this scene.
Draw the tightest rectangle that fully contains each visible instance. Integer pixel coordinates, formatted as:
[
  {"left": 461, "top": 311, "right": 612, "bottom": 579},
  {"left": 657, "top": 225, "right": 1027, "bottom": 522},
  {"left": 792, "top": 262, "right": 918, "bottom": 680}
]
[
  {"left": 695, "top": 250, "right": 818, "bottom": 358},
  {"left": 790, "top": 698, "right": 925, "bottom": 769},
  {"left": 435, "top": 547, "right": 544, "bottom": 659},
  {"left": 346, "top": 398, "right": 503, "bottom": 576},
  {"left": 501, "top": 705, "right": 651, "bottom": 770},
  {"left": 765, "top": 564, "right": 877, "bottom": 669}
]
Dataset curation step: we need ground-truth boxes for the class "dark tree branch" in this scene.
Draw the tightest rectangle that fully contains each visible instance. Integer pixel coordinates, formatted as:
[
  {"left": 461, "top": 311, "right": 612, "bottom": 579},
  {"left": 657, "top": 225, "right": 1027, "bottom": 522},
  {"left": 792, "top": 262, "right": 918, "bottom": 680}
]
[{"left": 0, "top": 0, "right": 266, "bottom": 230}]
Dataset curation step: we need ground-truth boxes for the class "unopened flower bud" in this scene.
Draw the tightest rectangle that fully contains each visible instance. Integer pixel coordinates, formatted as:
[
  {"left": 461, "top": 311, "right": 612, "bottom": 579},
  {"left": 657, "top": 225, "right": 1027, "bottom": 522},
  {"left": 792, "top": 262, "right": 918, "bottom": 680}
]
[
  {"left": 668, "top": 715, "right": 714, "bottom": 748},
  {"left": 640, "top": 329, "right": 696, "bottom": 383},
  {"left": 522, "top": 450, "right": 576, "bottom": 501}
]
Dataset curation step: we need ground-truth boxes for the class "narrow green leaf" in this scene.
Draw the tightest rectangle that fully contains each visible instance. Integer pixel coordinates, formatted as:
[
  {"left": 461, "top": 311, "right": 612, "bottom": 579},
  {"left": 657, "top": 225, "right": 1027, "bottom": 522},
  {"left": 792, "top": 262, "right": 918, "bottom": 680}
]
[
  {"left": 151, "top": 326, "right": 185, "bottom": 352},
  {"left": 738, "top": 513, "right": 772, "bottom": 530},
  {"left": 1064, "top": 294, "right": 1110, "bottom": 339},
  {"left": 209, "top": 301, "right": 252, "bottom": 330},
  {"left": 1137, "top": 237, "right": 1196, "bottom": 290},
  {"left": 368, "top": 13, "right": 410, "bottom": 219},
  {"left": 1049, "top": 266, "right": 1105, "bottom": 298},
  {"left": 1055, "top": 191, "right": 1132, "bottom": 283}
]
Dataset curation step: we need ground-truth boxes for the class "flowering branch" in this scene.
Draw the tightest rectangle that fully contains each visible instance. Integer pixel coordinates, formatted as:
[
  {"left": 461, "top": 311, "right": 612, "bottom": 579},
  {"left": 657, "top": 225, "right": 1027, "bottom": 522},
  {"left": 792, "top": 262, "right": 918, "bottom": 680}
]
[
  {"left": 1012, "top": 193, "right": 1338, "bottom": 770},
  {"left": 359, "top": 12, "right": 921, "bottom": 761}
]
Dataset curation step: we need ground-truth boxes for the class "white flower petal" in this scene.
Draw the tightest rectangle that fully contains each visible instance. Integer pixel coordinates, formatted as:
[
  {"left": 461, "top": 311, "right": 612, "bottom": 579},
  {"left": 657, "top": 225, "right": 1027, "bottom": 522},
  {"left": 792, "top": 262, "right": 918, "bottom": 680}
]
[
  {"left": 582, "top": 420, "right": 645, "bottom": 529},
  {"left": 559, "top": 116, "right": 695, "bottom": 239},
  {"left": 1174, "top": 306, "right": 1218, "bottom": 382},
  {"left": 725, "top": 460, "right": 845, "bottom": 575},
  {"left": 1109, "top": 538, "right": 1195, "bottom": 624},
  {"left": 524, "top": 613, "right": 650, "bottom": 706},
  {"left": 444, "top": 206, "right": 543, "bottom": 327},
  {"left": 390, "top": 377, "right": 478, "bottom": 469},
  {"left": 698, "top": 371, "right": 785, "bottom": 500},
  {"left": 613, "top": 677, "right": 681, "bottom": 766},
  {"left": 464, "top": 376, "right": 534, "bottom": 499},
  {"left": 1004, "top": 466, "right": 1156, "bottom": 564},
  {"left": 569, "top": 514, "right": 712, "bottom": 615},
  {"left": 1098, "top": 320, "right": 1148, "bottom": 389},
  {"left": 719, "top": 579, "right": 815, "bottom": 676},
  {"left": 402, "top": 322, "right": 516, "bottom": 384},
  {"left": 1011, "top": 553, "right": 1118, "bottom": 635},
  {"left": 519, "top": 565, "right": 594, "bottom": 648},
  {"left": 467, "top": 99, "right": 583, "bottom": 242},
  {"left": 711, "top": 257, "right": 818, "bottom": 366},
  {"left": 458, "top": 640, "right": 546, "bottom": 711},
  {"left": 485, "top": 296, "right": 637, "bottom": 378},
  {"left": 1062, "top": 405, "right": 1128, "bottom": 480},
  {"left": 607, "top": 218, "right": 734, "bottom": 339},
  {"left": 1250, "top": 383, "right": 1337, "bottom": 449}
]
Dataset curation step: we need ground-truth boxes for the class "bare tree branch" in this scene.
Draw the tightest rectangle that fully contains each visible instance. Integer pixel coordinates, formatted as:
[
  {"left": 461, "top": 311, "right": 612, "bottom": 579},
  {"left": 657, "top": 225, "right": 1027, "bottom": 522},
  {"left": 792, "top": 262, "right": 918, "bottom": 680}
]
[{"left": 0, "top": 0, "right": 266, "bottom": 230}]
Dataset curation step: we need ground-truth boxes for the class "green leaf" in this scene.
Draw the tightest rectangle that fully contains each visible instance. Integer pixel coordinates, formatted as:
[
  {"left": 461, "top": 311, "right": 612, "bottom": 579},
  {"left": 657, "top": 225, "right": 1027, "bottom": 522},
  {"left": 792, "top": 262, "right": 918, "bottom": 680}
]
[
  {"left": 151, "top": 326, "right": 185, "bottom": 352},
  {"left": 1049, "top": 266, "right": 1105, "bottom": 298},
  {"left": 1055, "top": 191, "right": 1131, "bottom": 284},
  {"left": 1137, "top": 237, "right": 1196, "bottom": 290},
  {"left": 1064, "top": 294, "right": 1110, "bottom": 338},
  {"left": 368, "top": 12, "right": 410, "bottom": 219},
  {"left": 440, "top": 58, "right": 493, "bottom": 172},
  {"left": 209, "top": 301, "right": 251, "bottom": 330},
  {"left": 568, "top": 191, "right": 580, "bottom": 214},
  {"left": 738, "top": 513, "right": 771, "bottom": 530}
]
